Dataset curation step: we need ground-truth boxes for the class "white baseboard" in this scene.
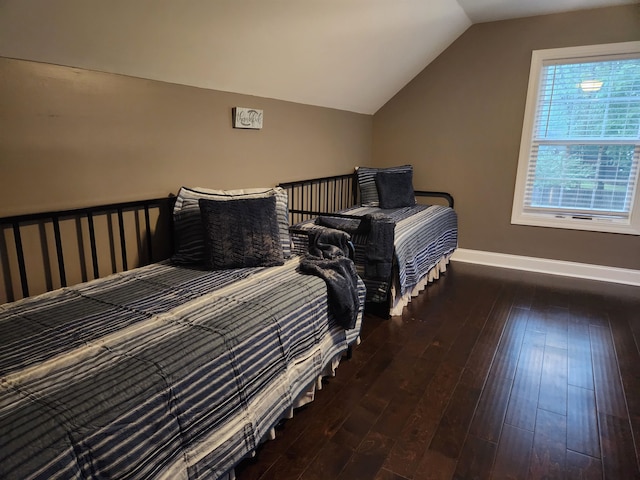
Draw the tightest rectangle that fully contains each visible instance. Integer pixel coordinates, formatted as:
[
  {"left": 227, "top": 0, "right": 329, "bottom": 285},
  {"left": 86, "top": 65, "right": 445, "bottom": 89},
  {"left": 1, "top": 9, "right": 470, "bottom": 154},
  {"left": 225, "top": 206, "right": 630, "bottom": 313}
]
[{"left": 450, "top": 248, "right": 640, "bottom": 287}]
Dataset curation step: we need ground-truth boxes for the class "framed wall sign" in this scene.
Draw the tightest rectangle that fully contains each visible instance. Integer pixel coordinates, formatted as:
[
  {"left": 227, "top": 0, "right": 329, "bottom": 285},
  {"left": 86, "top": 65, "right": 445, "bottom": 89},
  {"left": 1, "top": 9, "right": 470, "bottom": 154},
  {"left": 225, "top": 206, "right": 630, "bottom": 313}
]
[{"left": 232, "top": 107, "right": 263, "bottom": 129}]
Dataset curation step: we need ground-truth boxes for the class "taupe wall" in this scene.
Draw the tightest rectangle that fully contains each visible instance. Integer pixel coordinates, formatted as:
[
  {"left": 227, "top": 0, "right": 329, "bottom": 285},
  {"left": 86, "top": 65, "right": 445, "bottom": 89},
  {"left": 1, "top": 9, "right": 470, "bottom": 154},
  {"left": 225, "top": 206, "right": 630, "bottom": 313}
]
[
  {"left": 0, "top": 57, "right": 372, "bottom": 217},
  {"left": 373, "top": 5, "right": 640, "bottom": 270},
  {"left": 0, "top": 57, "right": 372, "bottom": 300}
]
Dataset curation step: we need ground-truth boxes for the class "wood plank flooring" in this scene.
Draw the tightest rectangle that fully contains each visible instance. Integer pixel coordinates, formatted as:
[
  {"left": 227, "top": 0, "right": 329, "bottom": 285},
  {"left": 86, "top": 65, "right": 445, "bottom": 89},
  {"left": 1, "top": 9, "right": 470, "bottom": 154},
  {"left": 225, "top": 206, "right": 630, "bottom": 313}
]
[{"left": 235, "top": 261, "right": 640, "bottom": 479}]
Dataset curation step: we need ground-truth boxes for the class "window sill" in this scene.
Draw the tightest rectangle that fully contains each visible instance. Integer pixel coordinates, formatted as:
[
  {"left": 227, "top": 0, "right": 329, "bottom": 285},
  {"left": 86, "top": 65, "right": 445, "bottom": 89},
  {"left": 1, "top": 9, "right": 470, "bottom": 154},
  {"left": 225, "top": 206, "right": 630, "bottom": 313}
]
[{"left": 511, "top": 212, "right": 640, "bottom": 236}]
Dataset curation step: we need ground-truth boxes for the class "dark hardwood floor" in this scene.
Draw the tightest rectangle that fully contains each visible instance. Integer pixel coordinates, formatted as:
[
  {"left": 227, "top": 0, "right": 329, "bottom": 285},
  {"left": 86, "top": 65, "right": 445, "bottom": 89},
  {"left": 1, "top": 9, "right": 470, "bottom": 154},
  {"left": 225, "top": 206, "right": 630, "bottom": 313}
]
[{"left": 235, "top": 261, "right": 640, "bottom": 479}]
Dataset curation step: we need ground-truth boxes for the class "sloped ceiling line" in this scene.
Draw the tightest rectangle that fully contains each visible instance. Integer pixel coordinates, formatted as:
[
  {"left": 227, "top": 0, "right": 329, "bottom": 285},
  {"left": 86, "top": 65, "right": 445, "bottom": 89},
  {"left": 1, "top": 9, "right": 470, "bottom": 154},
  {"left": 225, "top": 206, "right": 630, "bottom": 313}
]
[{"left": 0, "top": 0, "right": 635, "bottom": 114}]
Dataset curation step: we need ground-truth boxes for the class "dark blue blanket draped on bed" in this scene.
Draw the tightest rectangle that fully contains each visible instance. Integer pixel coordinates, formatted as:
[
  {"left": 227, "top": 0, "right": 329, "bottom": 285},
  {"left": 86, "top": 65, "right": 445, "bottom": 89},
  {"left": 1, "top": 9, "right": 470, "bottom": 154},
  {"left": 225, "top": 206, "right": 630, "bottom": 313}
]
[
  {"left": 299, "top": 227, "right": 360, "bottom": 329},
  {"left": 316, "top": 213, "right": 396, "bottom": 283},
  {"left": 308, "top": 204, "right": 458, "bottom": 304}
]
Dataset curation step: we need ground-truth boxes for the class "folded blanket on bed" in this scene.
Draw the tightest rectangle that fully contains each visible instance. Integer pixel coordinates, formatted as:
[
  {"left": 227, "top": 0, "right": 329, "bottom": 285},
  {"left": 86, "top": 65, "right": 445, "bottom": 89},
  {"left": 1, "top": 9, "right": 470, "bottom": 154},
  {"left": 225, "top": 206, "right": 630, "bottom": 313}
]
[
  {"left": 360, "top": 213, "right": 395, "bottom": 280},
  {"left": 316, "top": 215, "right": 364, "bottom": 234},
  {"left": 299, "top": 227, "right": 360, "bottom": 329},
  {"left": 316, "top": 213, "right": 395, "bottom": 282}
]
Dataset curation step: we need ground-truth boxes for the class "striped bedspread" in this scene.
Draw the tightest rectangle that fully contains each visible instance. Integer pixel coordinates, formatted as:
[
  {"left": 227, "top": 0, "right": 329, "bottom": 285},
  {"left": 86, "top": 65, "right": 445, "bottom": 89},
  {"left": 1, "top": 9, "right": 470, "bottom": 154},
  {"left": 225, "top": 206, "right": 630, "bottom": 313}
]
[
  {"left": 292, "top": 204, "right": 458, "bottom": 303},
  {"left": 0, "top": 258, "right": 365, "bottom": 479}
]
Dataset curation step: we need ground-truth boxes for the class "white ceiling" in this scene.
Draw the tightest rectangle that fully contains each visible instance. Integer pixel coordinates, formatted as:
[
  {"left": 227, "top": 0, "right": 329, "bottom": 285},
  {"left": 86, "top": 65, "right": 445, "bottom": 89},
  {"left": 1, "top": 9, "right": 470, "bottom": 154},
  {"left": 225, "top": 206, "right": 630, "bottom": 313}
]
[
  {"left": 0, "top": 0, "right": 635, "bottom": 114},
  {"left": 458, "top": 0, "right": 635, "bottom": 23}
]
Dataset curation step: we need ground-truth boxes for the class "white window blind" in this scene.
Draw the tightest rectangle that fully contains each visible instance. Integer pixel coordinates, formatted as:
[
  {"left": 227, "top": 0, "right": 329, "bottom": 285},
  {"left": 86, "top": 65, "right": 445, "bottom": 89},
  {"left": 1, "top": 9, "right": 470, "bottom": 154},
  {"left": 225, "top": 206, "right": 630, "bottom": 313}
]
[{"left": 512, "top": 42, "right": 640, "bottom": 235}]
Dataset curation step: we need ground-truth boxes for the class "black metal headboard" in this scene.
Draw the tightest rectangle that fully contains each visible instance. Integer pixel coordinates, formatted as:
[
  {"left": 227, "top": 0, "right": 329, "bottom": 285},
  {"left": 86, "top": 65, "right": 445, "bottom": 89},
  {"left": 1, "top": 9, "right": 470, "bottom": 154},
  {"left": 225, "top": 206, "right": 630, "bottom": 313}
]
[
  {"left": 278, "top": 172, "right": 455, "bottom": 226},
  {"left": 0, "top": 197, "right": 175, "bottom": 303}
]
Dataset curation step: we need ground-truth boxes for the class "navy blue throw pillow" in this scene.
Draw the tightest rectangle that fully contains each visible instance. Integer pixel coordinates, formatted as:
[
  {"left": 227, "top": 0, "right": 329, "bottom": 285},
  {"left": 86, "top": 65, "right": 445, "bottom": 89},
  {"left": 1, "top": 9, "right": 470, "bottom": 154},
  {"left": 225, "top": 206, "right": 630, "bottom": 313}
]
[
  {"left": 199, "top": 196, "right": 284, "bottom": 270},
  {"left": 375, "top": 171, "right": 416, "bottom": 208}
]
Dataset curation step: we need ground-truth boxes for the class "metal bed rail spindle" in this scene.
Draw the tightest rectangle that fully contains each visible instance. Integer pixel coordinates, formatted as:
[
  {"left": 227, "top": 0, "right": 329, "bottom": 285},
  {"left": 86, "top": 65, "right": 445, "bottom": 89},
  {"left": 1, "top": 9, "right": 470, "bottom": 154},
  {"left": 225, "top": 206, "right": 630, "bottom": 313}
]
[
  {"left": 87, "top": 212, "right": 100, "bottom": 279},
  {"left": 11, "top": 222, "right": 29, "bottom": 298},
  {"left": 117, "top": 208, "right": 128, "bottom": 271},
  {"left": 52, "top": 216, "right": 67, "bottom": 288}
]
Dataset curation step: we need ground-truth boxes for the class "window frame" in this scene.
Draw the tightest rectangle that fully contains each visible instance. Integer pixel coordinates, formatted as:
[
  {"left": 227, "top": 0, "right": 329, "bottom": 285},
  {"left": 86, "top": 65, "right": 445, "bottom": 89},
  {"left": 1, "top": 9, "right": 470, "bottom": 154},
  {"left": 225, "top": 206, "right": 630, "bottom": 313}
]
[{"left": 511, "top": 41, "right": 640, "bottom": 236}]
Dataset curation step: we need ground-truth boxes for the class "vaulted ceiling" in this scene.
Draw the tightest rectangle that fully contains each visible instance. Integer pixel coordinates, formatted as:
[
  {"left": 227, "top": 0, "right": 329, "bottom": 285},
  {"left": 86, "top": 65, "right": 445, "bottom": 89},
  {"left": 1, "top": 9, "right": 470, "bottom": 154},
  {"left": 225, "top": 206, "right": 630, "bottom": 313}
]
[{"left": 0, "top": 0, "right": 635, "bottom": 114}]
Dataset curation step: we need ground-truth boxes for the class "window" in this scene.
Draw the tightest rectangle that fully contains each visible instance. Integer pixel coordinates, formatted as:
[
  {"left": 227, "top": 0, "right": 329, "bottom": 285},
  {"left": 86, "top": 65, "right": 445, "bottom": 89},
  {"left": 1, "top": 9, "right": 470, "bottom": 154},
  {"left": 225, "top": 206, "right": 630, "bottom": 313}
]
[{"left": 512, "top": 42, "right": 640, "bottom": 235}]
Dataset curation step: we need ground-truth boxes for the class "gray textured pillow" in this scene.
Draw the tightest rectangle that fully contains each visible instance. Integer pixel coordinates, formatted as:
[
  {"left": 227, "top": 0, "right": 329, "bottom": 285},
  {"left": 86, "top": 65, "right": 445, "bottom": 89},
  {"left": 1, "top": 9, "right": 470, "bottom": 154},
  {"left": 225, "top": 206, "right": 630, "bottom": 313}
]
[
  {"left": 199, "top": 196, "right": 284, "bottom": 270},
  {"left": 375, "top": 170, "right": 416, "bottom": 208},
  {"left": 356, "top": 165, "right": 413, "bottom": 206},
  {"left": 171, "top": 186, "right": 291, "bottom": 265}
]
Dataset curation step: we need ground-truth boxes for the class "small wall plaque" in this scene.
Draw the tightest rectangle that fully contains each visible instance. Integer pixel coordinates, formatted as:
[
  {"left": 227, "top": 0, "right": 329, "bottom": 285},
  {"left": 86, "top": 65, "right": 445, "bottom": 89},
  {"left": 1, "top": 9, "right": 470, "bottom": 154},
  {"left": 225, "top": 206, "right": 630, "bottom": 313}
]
[{"left": 232, "top": 107, "right": 263, "bottom": 129}]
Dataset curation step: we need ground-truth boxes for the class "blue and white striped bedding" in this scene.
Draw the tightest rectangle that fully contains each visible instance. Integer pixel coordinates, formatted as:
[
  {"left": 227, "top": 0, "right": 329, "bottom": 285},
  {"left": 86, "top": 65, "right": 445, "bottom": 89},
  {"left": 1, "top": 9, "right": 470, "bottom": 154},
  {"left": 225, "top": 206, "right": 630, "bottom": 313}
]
[
  {"left": 0, "top": 257, "right": 365, "bottom": 479},
  {"left": 292, "top": 204, "right": 458, "bottom": 304}
]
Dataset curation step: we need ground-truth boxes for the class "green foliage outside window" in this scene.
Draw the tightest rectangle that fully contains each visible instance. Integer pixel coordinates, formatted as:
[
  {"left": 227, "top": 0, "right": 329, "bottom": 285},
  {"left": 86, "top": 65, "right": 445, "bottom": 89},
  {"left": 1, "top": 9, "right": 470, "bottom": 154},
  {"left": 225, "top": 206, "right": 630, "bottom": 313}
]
[{"left": 530, "top": 58, "right": 640, "bottom": 213}]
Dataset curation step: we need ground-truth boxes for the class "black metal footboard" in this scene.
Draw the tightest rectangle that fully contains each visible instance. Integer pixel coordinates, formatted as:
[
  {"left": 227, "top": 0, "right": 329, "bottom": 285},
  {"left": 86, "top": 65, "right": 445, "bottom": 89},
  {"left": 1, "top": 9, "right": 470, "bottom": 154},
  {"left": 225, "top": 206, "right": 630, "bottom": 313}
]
[
  {"left": 416, "top": 190, "right": 454, "bottom": 208},
  {"left": 0, "top": 197, "right": 175, "bottom": 302}
]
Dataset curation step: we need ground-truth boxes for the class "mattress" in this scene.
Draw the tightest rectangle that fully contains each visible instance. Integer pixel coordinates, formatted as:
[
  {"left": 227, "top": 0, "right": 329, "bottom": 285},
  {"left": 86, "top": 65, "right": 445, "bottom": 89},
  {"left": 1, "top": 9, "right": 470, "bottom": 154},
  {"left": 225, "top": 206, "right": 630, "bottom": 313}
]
[{"left": 0, "top": 257, "right": 365, "bottom": 479}]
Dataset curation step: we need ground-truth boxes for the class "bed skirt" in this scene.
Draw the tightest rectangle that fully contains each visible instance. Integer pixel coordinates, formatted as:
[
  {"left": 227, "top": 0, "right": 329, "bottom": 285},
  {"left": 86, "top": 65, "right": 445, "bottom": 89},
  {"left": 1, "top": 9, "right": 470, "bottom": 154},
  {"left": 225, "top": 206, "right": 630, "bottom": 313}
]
[{"left": 389, "top": 253, "right": 452, "bottom": 316}]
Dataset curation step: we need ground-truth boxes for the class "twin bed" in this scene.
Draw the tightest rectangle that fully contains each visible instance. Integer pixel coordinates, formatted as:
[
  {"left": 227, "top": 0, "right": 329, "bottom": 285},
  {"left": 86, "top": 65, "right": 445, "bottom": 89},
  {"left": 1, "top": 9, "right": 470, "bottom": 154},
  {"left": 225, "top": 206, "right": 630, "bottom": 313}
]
[
  {"left": 281, "top": 165, "right": 458, "bottom": 317},
  {"left": 0, "top": 166, "right": 457, "bottom": 479}
]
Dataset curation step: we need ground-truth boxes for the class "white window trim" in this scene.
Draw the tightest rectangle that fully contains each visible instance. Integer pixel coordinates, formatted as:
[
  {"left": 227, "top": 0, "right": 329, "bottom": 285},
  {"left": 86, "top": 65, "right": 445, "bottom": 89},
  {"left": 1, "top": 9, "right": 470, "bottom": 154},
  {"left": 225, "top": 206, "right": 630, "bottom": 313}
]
[{"left": 511, "top": 41, "right": 640, "bottom": 236}]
